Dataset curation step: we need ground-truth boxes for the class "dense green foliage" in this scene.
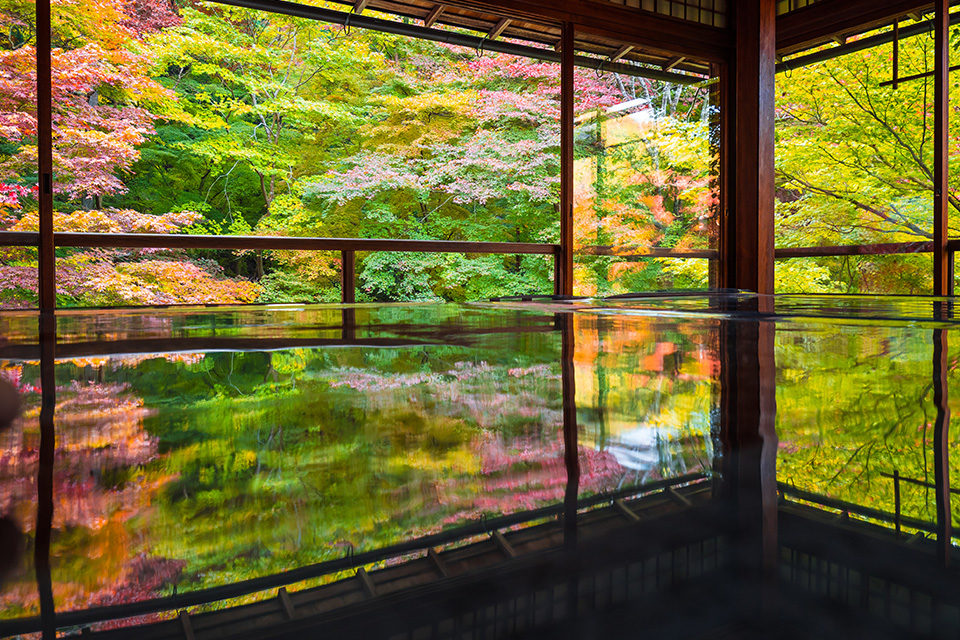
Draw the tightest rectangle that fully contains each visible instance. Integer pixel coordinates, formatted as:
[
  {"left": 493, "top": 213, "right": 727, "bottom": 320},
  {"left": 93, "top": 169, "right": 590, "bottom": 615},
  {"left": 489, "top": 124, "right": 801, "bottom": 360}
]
[
  {"left": 3, "top": 5, "right": 960, "bottom": 301},
  {"left": 0, "top": 0, "right": 724, "bottom": 305}
]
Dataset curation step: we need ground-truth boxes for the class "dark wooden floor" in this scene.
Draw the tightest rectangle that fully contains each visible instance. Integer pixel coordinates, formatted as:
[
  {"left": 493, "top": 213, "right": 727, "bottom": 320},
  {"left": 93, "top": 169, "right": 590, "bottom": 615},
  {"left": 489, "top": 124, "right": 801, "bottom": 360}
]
[
  {"left": 83, "top": 482, "right": 717, "bottom": 639},
  {"left": 69, "top": 484, "right": 960, "bottom": 640}
]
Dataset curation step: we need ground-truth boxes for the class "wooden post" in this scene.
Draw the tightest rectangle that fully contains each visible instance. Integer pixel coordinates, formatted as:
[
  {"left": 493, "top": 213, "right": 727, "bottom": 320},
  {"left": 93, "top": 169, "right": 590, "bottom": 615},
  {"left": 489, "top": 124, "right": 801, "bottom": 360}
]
[
  {"left": 37, "top": 0, "right": 55, "bottom": 311},
  {"left": 553, "top": 246, "right": 563, "bottom": 296},
  {"left": 934, "top": 0, "right": 950, "bottom": 296},
  {"left": 559, "top": 22, "right": 575, "bottom": 297},
  {"left": 722, "top": 0, "right": 775, "bottom": 294},
  {"left": 341, "top": 250, "right": 355, "bottom": 304}
]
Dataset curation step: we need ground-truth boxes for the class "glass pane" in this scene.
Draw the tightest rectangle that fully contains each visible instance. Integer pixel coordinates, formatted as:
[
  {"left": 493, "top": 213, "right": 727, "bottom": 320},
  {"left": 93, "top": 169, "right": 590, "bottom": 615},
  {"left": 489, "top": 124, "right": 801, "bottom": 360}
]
[
  {"left": 775, "top": 17, "right": 941, "bottom": 294},
  {"left": 573, "top": 64, "right": 719, "bottom": 295}
]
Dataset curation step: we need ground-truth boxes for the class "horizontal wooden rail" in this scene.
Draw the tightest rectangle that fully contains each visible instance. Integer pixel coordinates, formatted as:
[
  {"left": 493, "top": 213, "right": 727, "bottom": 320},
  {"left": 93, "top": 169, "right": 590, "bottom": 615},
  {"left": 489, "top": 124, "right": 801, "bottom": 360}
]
[
  {"left": 1, "top": 234, "right": 952, "bottom": 259},
  {"left": 580, "top": 241, "right": 956, "bottom": 260},
  {"left": 3, "top": 233, "right": 959, "bottom": 299},
  {"left": 0, "top": 473, "right": 706, "bottom": 636},
  {"left": 42, "top": 232, "right": 559, "bottom": 255},
  {"left": 879, "top": 470, "right": 960, "bottom": 495},
  {"left": 0, "top": 231, "right": 38, "bottom": 246},
  {"left": 0, "top": 232, "right": 560, "bottom": 304},
  {"left": 579, "top": 245, "right": 718, "bottom": 259},
  {"left": 775, "top": 241, "right": 936, "bottom": 258}
]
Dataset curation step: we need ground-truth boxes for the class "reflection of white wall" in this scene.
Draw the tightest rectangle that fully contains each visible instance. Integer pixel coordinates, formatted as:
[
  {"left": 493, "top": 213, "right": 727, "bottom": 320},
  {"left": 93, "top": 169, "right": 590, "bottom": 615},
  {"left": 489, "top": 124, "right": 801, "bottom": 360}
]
[
  {"left": 604, "top": 426, "right": 663, "bottom": 471},
  {"left": 605, "top": 97, "right": 650, "bottom": 116},
  {"left": 627, "top": 110, "right": 652, "bottom": 127},
  {"left": 597, "top": 410, "right": 712, "bottom": 476}
]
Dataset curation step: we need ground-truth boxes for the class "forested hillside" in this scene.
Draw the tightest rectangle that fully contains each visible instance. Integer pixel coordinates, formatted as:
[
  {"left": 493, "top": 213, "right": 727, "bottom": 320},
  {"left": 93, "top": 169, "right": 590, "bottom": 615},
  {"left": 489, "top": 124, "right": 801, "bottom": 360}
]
[{"left": 0, "top": 0, "right": 956, "bottom": 305}]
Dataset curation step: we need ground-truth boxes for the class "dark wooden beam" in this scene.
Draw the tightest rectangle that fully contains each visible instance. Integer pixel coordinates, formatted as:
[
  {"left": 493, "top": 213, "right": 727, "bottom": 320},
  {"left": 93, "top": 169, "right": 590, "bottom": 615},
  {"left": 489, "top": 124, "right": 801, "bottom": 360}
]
[
  {"left": 609, "top": 44, "right": 633, "bottom": 62},
  {"left": 723, "top": 0, "right": 775, "bottom": 293},
  {"left": 423, "top": 4, "right": 443, "bottom": 27},
  {"left": 559, "top": 22, "right": 574, "bottom": 297},
  {"left": 47, "top": 232, "right": 557, "bottom": 255},
  {"left": 443, "top": 0, "right": 731, "bottom": 63},
  {"left": 777, "top": 0, "right": 931, "bottom": 55},
  {"left": 487, "top": 17, "right": 510, "bottom": 39},
  {"left": 934, "top": 0, "right": 950, "bottom": 295},
  {"left": 37, "top": 0, "right": 54, "bottom": 312},
  {"left": 662, "top": 55, "right": 685, "bottom": 71}
]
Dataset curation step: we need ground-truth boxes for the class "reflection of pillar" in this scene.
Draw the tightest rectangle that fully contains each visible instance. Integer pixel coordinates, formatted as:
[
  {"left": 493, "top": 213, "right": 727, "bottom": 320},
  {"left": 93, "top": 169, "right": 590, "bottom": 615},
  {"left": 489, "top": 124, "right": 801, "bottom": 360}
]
[
  {"left": 560, "top": 312, "right": 580, "bottom": 625},
  {"left": 342, "top": 307, "right": 356, "bottom": 343},
  {"left": 35, "top": 314, "right": 56, "bottom": 639},
  {"left": 932, "top": 322, "right": 951, "bottom": 566},
  {"left": 561, "top": 313, "right": 579, "bottom": 549},
  {"left": 596, "top": 316, "right": 608, "bottom": 449},
  {"left": 717, "top": 298, "right": 778, "bottom": 600}
]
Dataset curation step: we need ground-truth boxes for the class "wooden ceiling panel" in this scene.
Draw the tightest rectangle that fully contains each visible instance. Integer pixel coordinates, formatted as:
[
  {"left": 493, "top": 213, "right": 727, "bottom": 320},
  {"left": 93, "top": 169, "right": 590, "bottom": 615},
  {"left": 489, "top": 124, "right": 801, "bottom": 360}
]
[
  {"left": 777, "top": 0, "right": 936, "bottom": 55},
  {"left": 326, "top": 0, "right": 718, "bottom": 75}
]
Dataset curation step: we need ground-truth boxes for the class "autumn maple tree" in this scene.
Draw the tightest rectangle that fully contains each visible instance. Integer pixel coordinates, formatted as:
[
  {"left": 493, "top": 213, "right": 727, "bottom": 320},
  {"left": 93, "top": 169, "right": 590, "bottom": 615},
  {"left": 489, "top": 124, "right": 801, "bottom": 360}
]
[{"left": 0, "top": 0, "right": 262, "bottom": 307}]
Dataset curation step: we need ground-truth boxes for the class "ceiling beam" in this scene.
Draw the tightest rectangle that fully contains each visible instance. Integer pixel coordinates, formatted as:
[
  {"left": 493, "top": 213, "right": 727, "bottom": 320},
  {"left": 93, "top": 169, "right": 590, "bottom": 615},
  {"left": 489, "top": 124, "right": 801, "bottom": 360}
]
[
  {"left": 441, "top": 0, "right": 731, "bottom": 62},
  {"left": 423, "top": 4, "right": 444, "bottom": 27},
  {"left": 211, "top": 0, "right": 704, "bottom": 82},
  {"left": 662, "top": 55, "right": 685, "bottom": 70},
  {"left": 352, "top": 0, "right": 367, "bottom": 13},
  {"left": 777, "top": 0, "right": 933, "bottom": 55},
  {"left": 487, "top": 17, "right": 511, "bottom": 39},
  {"left": 609, "top": 44, "right": 633, "bottom": 62}
]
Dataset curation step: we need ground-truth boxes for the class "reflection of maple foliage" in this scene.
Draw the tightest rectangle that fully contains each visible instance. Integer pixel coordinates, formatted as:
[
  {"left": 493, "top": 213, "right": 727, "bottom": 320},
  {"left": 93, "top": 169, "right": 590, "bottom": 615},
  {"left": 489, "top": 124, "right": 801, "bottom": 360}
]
[
  {"left": 86, "top": 553, "right": 186, "bottom": 631},
  {"left": 438, "top": 434, "right": 623, "bottom": 523},
  {"left": 0, "top": 375, "right": 181, "bottom": 618},
  {"left": 0, "top": 381, "right": 159, "bottom": 529}
]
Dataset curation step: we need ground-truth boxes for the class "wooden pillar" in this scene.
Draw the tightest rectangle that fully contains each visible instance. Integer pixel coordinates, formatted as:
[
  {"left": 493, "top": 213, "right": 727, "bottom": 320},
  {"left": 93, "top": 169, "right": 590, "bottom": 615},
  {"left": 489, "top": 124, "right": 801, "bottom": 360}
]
[
  {"left": 722, "top": 0, "right": 775, "bottom": 294},
  {"left": 37, "top": 0, "right": 55, "bottom": 311},
  {"left": 934, "top": 0, "right": 950, "bottom": 296},
  {"left": 341, "top": 250, "right": 355, "bottom": 304},
  {"left": 559, "top": 22, "right": 575, "bottom": 297}
]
